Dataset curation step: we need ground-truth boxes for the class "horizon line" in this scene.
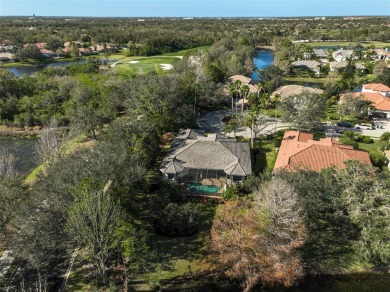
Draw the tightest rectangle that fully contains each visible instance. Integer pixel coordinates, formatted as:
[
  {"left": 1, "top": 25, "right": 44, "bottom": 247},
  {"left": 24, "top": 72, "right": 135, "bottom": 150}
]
[{"left": 0, "top": 15, "right": 389, "bottom": 18}]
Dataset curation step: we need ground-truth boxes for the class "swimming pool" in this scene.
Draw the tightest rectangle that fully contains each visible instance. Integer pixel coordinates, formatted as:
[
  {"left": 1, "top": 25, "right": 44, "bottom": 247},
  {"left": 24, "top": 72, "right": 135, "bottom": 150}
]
[{"left": 187, "top": 182, "right": 220, "bottom": 194}]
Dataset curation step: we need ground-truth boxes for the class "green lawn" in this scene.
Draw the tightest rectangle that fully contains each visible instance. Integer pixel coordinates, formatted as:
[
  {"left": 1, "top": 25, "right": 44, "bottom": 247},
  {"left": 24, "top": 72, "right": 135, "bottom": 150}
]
[
  {"left": 305, "top": 41, "right": 390, "bottom": 48},
  {"left": 260, "top": 108, "right": 284, "bottom": 118},
  {"left": 284, "top": 76, "right": 327, "bottom": 84},
  {"left": 112, "top": 56, "right": 180, "bottom": 76},
  {"left": 161, "top": 46, "right": 210, "bottom": 56},
  {"left": 253, "top": 137, "right": 280, "bottom": 175},
  {"left": 284, "top": 74, "right": 377, "bottom": 85},
  {"left": 358, "top": 139, "right": 383, "bottom": 156}
]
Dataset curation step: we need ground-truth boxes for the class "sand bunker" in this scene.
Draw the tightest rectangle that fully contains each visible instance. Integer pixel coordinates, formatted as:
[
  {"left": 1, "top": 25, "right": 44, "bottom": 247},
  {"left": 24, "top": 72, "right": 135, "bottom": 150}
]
[
  {"left": 160, "top": 64, "right": 173, "bottom": 70},
  {"left": 129, "top": 60, "right": 140, "bottom": 64}
]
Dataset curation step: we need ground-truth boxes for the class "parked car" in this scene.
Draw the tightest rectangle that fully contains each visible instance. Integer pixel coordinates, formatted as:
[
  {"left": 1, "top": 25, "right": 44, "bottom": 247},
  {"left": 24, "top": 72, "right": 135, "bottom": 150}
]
[
  {"left": 337, "top": 122, "right": 353, "bottom": 128},
  {"left": 355, "top": 123, "right": 375, "bottom": 130}
]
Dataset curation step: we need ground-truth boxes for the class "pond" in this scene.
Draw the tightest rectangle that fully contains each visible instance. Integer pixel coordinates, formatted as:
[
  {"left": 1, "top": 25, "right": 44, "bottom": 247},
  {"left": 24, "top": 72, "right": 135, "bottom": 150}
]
[
  {"left": 252, "top": 49, "right": 323, "bottom": 89},
  {"left": 7, "top": 58, "right": 117, "bottom": 77},
  {"left": 252, "top": 49, "right": 274, "bottom": 80},
  {"left": 0, "top": 135, "right": 38, "bottom": 175}
]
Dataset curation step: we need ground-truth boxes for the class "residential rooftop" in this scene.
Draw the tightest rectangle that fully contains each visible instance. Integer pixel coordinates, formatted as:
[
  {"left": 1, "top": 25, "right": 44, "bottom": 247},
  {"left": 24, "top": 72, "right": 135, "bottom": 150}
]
[{"left": 274, "top": 131, "right": 372, "bottom": 172}]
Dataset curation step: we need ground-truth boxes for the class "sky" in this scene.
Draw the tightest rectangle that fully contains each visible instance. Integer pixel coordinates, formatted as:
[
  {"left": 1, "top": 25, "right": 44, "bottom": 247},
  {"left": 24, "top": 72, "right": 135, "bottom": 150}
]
[{"left": 0, "top": 0, "right": 389, "bottom": 17}]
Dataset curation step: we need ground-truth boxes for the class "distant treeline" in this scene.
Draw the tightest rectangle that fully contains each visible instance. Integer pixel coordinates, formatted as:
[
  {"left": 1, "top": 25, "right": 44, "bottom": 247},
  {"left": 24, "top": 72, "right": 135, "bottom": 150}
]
[{"left": 0, "top": 17, "right": 389, "bottom": 55}]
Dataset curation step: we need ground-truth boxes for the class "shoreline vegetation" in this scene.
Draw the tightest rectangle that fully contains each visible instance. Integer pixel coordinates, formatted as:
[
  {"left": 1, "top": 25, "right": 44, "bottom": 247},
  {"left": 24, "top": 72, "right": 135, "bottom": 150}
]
[{"left": 0, "top": 125, "right": 42, "bottom": 135}]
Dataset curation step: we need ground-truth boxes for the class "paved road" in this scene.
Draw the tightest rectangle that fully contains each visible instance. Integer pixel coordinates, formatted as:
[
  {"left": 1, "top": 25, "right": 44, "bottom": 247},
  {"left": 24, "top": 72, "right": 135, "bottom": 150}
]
[
  {"left": 325, "top": 118, "right": 390, "bottom": 139},
  {"left": 198, "top": 110, "right": 390, "bottom": 139}
]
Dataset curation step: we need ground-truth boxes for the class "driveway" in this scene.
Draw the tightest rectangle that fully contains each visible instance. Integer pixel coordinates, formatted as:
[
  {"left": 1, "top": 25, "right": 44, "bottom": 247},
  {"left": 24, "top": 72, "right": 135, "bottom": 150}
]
[
  {"left": 198, "top": 110, "right": 230, "bottom": 134},
  {"left": 197, "top": 110, "right": 292, "bottom": 138}
]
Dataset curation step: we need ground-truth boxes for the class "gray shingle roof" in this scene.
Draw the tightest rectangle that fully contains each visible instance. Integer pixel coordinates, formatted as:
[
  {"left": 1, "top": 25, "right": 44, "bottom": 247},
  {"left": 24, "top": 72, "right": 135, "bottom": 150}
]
[
  {"left": 160, "top": 129, "right": 252, "bottom": 176},
  {"left": 291, "top": 60, "right": 320, "bottom": 70}
]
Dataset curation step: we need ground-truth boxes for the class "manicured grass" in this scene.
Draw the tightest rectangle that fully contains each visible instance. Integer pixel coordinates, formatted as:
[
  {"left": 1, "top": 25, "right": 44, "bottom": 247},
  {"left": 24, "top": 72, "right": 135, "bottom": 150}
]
[
  {"left": 305, "top": 41, "right": 390, "bottom": 48},
  {"left": 285, "top": 74, "right": 377, "bottom": 85},
  {"left": 113, "top": 56, "right": 179, "bottom": 76},
  {"left": 253, "top": 137, "right": 279, "bottom": 175},
  {"left": 162, "top": 46, "right": 210, "bottom": 56},
  {"left": 284, "top": 76, "right": 327, "bottom": 84},
  {"left": 358, "top": 139, "right": 383, "bottom": 156},
  {"left": 260, "top": 108, "right": 284, "bottom": 118}
]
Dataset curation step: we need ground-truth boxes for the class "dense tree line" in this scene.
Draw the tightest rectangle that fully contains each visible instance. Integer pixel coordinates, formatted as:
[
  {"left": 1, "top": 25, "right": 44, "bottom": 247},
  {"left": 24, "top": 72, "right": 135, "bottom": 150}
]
[{"left": 0, "top": 17, "right": 388, "bottom": 54}]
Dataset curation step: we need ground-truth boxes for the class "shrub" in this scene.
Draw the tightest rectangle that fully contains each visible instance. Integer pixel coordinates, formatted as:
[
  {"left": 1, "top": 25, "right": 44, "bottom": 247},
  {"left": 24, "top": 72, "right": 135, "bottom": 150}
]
[
  {"left": 362, "top": 136, "right": 373, "bottom": 144},
  {"left": 356, "top": 134, "right": 364, "bottom": 143},
  {"left": 343, "top": 130, "right": 355, "bottom": 141},
  {"left": 370, "top": 152, "right": 387, "bottom": 168},
  {"left": 159, "top": 180, "right": 183, "bottom": 203},
  {"left": 340, "top": 138, "right": 359, "bottom": 149},
  {"left": 327, "top": 112, "right": 340, "bottom": 120},
  {"left": 154, "top": 202, "right": 199, "bottom": 236},
  {"left": 222, "top": 185, "right": 239, "bottom": 200}
]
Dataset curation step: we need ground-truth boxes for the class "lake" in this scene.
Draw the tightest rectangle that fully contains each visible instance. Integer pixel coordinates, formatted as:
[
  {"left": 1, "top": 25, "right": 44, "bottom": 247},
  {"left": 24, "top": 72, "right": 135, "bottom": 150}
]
[
  {"left": 0, "top": 135, "right": 38, "bottom": 175},
  {"left": 7, "top": 58, "right": 117, "bottom": 77},
  {"left": 252, "top": 49, "right": 274, "bottom": 80}
]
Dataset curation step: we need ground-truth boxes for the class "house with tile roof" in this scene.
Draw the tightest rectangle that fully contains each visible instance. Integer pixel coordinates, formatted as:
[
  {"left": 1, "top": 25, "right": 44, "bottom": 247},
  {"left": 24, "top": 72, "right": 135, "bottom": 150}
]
[
  {"left": 343, "top": 92, "right": 390, "bottom": 118},
  {"left": 291, "top": 60, "right": 321, "bottom": 74},
  {"left": 362, "top": 83, "right": 390, "bottom": 97},
  {"left": 272, "top": 85, "right": 323, "bottom": 99},
  {"left": 329, "top": 61, "right": 366, "bottom": 73},
  {"left": 160, "top": 129, "right": 252, "bottom": 186},
  {"left": 274, "top": 131, "right": 372, "bottom": 172},
  {"left": 373, "top": 49, "right": 390, "bottom": 61},
  {"left": 332, "top": 49, "right": 355, "bottom": 62}
]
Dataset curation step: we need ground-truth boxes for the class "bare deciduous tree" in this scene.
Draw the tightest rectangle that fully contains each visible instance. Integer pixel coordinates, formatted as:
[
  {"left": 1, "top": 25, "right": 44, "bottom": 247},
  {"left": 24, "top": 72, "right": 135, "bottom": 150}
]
[
  {"left": 210, "top": 178, "right": 306, "bottom": 291},
  {"left": 0, "top": 147, "right": 17, "bottom": 178},
  {"left": 66, "top": 178, "right": 121, "bottom": 285},
  {"left": 35, "top": 121, "right": 72, "bottom": 167}
]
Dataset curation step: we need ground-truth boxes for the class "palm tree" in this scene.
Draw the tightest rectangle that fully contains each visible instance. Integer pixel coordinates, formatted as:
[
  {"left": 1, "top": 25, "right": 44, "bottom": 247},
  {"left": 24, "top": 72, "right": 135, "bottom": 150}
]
[
  {"left": 239, "top": 84, "right": 250, "bottom": 112},
  {"left": 228, "top": 80, "right": 242, "bottom": 117},
  {"left": 380, "top": 132, "right": 390, "bottom": 152}
]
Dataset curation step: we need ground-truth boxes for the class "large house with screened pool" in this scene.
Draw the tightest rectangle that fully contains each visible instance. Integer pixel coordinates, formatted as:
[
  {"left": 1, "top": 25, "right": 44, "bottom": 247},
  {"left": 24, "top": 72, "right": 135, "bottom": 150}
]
[{"left": 160, "top": 129, "right": 252, "bottom": 192}]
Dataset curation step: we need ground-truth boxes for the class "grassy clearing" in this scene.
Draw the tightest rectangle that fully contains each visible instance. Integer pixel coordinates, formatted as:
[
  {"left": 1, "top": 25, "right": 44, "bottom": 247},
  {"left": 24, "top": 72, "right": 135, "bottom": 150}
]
[
  {"left": 306, "top": 41, "right": 390, "bottom": 48},
  {"left": 139, "top": 202, "right": 217, "bottom": 287}
]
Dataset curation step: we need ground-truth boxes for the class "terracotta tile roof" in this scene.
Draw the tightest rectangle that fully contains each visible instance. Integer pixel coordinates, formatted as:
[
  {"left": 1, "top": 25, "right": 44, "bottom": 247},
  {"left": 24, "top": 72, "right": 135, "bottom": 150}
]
[
  {"left": 345, "top": 92, "right": 390, "bottom": 111},
  {"left": 272, "top": 85, "right": 323, "bottom": 99},
  {"left": 227, "top": 75, "right": 252, "bottom": 84},
  {"left": 24, "top": 42, "right": 47, "bottom": 49},
  {"left": 40, "top": 49, "right": 55, "bottom": 54},
  {"left": 363, "top": 83, "right": 390, "bottom": 92},
  {"left": 274, "top": 131, "right": 371, "bottom": 172}
]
